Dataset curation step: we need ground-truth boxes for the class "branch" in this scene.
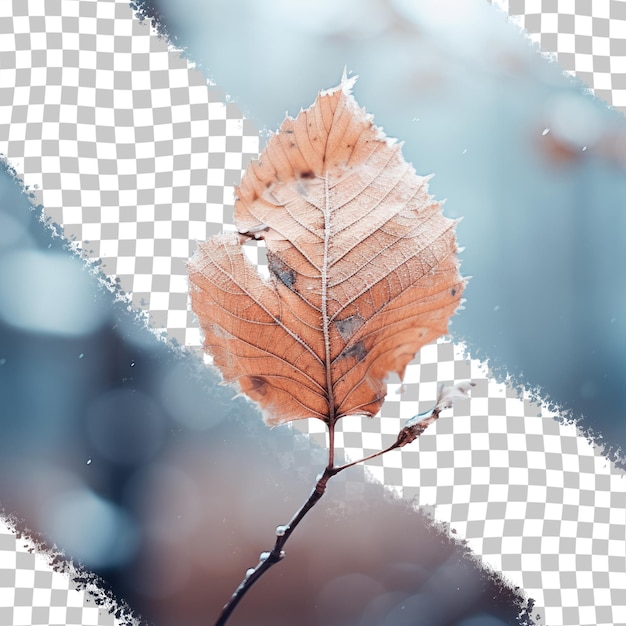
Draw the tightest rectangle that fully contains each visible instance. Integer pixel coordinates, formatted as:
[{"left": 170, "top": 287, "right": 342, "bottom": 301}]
[
  {"left": 213, "top": 381, "right": 474, "bottom": 625},
  {"left": 213, "top": 419, "right": 339, "bottom": 626},
  {"left": 213, "top": 465, "right": 338, "bottom": 626}
]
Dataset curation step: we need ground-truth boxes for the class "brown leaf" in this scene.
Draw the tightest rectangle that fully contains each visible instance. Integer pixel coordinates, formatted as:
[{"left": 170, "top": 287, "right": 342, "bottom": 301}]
[{"left": 188, "top": 77, "right": 464, "bottom": 426}]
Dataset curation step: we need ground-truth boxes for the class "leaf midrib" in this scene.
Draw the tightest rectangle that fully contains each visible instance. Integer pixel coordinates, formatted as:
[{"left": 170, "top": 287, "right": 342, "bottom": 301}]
[{"left": 321, "top": 172, "right": 335, "bottom": 423}]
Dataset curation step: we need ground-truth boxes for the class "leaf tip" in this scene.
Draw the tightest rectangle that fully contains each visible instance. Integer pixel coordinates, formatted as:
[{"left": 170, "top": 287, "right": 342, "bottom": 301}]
[{"left": 320, "top": 67, "right": 359, "bottom": 98}]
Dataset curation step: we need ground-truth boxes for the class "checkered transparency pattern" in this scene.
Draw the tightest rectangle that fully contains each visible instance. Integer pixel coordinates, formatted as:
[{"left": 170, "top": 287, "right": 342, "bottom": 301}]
[
  {"left": 0, "top": 519, "right": 120, "bottom": 626},
  {"left": 0, "top": 0, "right": 259, "bottom": 346},
  {"left": 490, "top": 0, "right": 626, "bottom": 112},
  {"left": 294, "top": 340, "right": 626, "bottom": 626},
  {"left": 1, "top": 1, "right": 626, "bottom": 626}
]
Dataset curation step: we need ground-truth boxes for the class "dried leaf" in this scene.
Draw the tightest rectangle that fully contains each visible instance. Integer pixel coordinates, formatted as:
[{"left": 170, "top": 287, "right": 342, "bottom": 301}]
[{"left": 188, "top": 76, "right": 464, "bottom": 426}]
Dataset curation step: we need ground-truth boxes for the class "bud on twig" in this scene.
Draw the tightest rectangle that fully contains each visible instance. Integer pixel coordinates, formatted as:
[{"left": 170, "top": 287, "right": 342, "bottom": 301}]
[{"left": 397, "top": 381, "right": 476, "bottom": 447}]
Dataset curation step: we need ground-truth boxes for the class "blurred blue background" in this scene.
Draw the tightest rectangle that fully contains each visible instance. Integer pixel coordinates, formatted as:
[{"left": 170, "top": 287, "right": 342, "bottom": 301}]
[{"left": 2, "top": 0, "right": 626, "bottom": 624}]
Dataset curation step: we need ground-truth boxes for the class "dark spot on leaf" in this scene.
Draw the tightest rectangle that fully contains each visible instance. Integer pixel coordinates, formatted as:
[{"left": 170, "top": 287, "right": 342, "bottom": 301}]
[
  {"left": 451, "top": 288, "right": 457, "bottom": 296},
  {"left": 335, "top": 314, "right": 365, "bottom": 340},
  {"left": 245, "top": 376, "right": 268, "bottom": 397},
  {"left": 268, "top": 252, "right": 296, "bottom": 289},
  {"left": 340, "top": 341, "right": 367, "bottom": 362},
  {"left": 301, "top": 170, "right": 315, "bottom": 179},
  {"left": 290, "top": 142, "right": 295, "bottom": 148}
]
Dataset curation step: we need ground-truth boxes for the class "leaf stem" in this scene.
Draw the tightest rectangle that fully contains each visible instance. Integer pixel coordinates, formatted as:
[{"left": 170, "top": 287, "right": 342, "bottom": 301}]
[{"left": 327, "top": 417, "right": 336, "bottom": 469}]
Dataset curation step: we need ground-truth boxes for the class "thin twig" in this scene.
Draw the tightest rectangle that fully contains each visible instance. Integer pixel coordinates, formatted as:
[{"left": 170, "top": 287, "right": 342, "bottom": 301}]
[
  {"left": 213, "top": 466, "right": 337, "bottom": 626},
  {"left": 212, "top": 390, "right": 465, "bottom": 625},
  {"left": 334, "top": 406, "right": 444, "bottom": 472},
  {"left": 213, "top": 419, "right": 339, "bottom": 626},
  {"left": 334, "top": 440, "right": 402, "bottom": 472},
  {"left": 211, "top": 417, "right": 425, "bottom": 625}
]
